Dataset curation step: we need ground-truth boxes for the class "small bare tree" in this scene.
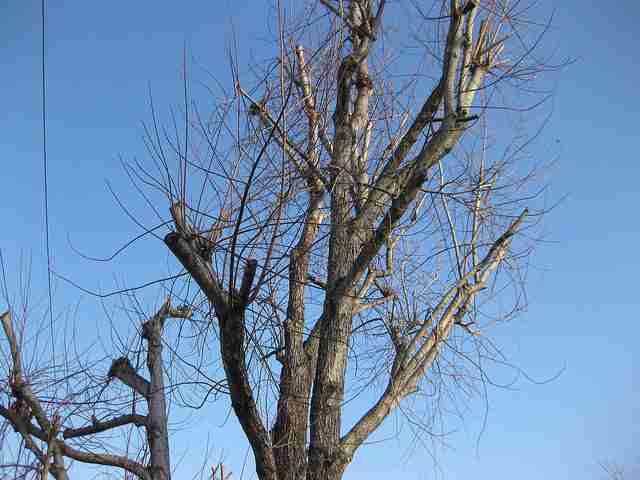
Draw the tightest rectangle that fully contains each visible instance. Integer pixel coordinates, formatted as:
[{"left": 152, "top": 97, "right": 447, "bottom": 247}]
[
  {"left": 1, "top": 300, "right": 192, "bottom": 480},
  {"left": 1, "top": 1, "right": 560, "bottom": 479}
]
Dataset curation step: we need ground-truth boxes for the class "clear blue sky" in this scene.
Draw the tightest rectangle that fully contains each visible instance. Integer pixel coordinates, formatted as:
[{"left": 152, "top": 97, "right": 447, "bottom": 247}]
[{"left": 1, "top": 1, "right": 638, "bottom": 479}]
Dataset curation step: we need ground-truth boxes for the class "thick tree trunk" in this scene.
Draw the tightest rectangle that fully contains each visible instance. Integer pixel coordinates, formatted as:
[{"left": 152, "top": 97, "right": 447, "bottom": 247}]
[
  {"left": 307, "top": 295, "right": 355, "bottom": 480},
  {"left": 307, "top": 179, "right": 358, "bottom": 480},
  {"left": 271, "top": 190, "right": 324, "bottom": 480},
  {"left": 271, "top": 344, "right": 314, "bottom": 480}
]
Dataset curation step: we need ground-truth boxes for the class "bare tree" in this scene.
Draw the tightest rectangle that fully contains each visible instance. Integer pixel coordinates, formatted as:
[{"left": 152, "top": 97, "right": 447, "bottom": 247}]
[
  {"left": 1, "top": 0, "right": 560, "bottom": 479},
  {"left": 1, "top": 300, "right": 192, "bottom": 480}
]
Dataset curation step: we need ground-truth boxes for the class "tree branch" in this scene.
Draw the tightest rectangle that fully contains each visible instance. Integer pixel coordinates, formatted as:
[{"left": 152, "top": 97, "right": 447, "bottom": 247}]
[
  {"left": 1, "top": 311, "right": 52, "bottom": 433},
  {"left": 62, "top": 414, "right": 148, "bottom": 440},
  {"left": 164, "top": 209, "right": 277, "bottom": 480},
  {"left": 165, "top": 229, "right": 230, "bottom": 315},
  {"left": 58, "top": 442, "right": 151, "bottom": 480},
  {"left": 338, "top": 209, "right": 528, "bottom": 463},
  {"left": 108, "top": 357, "right": 150, "bottom": 399}
]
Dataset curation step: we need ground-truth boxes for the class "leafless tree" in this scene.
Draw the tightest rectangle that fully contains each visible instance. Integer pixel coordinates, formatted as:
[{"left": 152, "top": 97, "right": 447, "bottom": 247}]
[
  {"left": 1, "top": 300, "right": 193, "bottom": 480},
  {"left": 1, "top": 1, "right": 561, "bottom": 479}
]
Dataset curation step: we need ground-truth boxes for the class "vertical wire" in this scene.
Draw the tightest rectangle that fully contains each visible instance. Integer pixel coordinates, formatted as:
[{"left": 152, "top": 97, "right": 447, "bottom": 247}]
[{"left": 41, "top": 0, "right": 55, "bottom": 353}]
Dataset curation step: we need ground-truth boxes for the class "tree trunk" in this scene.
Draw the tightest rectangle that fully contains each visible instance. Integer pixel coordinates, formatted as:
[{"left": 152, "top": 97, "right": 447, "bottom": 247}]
[
  {"left": 143, "top": 312, "right": 172, "bottom": 480},
  {"left": 307, "top": 179, "right": 358, "bottom": 480}
]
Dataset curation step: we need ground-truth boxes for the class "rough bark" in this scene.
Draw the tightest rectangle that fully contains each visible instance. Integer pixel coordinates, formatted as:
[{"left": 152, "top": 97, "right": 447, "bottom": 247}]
[{"left": 271, "top": 189, "right": 324, "bottom": 480}]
